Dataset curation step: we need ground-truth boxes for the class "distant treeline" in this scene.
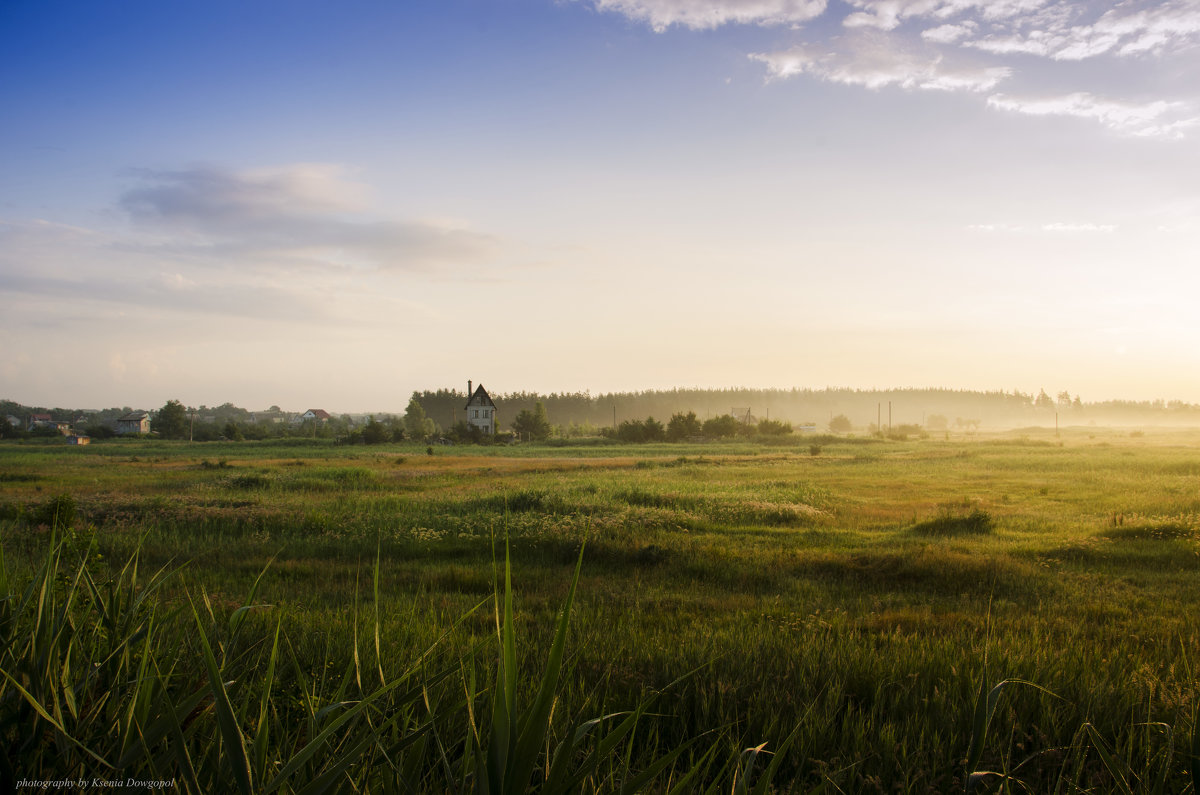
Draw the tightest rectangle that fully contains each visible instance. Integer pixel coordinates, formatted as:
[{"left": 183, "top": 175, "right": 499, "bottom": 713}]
[
  {"left": 7, "top": 388, "right": 1200, "bottom": 441},
  {"left": 410, "top": 387, "right": 1200, "bottom": 432}
]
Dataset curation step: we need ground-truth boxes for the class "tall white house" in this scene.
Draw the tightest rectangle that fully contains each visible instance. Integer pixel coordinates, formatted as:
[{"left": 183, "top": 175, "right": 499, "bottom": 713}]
[{"left": 464, "top": 381, "right": 496, "bottom": 435}]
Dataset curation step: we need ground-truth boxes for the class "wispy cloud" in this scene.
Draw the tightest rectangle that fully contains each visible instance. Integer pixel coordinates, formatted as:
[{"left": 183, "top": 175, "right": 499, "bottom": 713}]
[
  {"left": 752, "top": 31, "right": 1010, "bottom": 92},
  {"left": 589, "top": 0, "right": 827, "bottom": 31},
  {"left": 0, "top": 266, "right": 331, "bottom": 323},
  {"left": 595, "top": 0, "right": 1200, "bottom": 138},
  {"left": 967, "top": 223, "right": 1024, "bottom": 232},
  {"left": 1041, "top": 222, "right": 1117, "bottom": 232},
  {"left": 120, "top": 164, "right": 498, "bottom": 272},
  {"left": 0, "top": 164, "right": 513, "bottom": 330},
  {"left": 987, "top": 92, "right": 1200, "bottom": 138},
  {"left": 921, "top": 22, "right": 977, "bottom": 44},
  {"left": 964, "top": 1, "right": 1200, "bottom": 61}
]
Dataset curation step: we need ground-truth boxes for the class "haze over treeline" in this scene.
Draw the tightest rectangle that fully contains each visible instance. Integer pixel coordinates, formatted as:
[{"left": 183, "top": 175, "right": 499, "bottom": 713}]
[
  {"left": 414, "top": 387, "right": 1200, "bottom": 431},
  {"left": 10, "top": 387, "right": 1200, "bottom": 435}
]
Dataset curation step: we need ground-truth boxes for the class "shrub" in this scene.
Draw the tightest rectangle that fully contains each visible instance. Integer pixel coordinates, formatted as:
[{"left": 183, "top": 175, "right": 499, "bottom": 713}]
[
  {"left": 29, "top": 494, "right": 77, "bottom": 528},
  {"left": 910, "top": 508, "right": 993, "bottom": 536},
  {"left": 828, "top": 414, "right": 852, "bottom": 433},
  {"left": 757, "top": 418, "right": 793, "bottom": 436}
]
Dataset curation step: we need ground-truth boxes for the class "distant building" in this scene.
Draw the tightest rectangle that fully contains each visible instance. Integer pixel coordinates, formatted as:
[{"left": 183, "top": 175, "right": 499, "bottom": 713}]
[
  {"left": 250, "top": 408, "right": 289, "bottom": 425},
  {"left": 464, "top": 381, "right": 496, "bottom": 435},
  {"left": 298, "top": 409, "right": 332, "bottom": 423},
  {"left": 116, "top": 411, "right": 150, "bottom": 435},
  {"left": 67, "top": 435, "right": 90, "bottom": 445},
  {"left": 28, "top": 414, "right": 71, "bottom": 435}
]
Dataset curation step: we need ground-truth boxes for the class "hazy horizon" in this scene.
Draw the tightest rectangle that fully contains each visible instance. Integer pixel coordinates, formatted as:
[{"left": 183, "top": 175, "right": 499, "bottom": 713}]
[
  {"left": 7, "top": 381, "right": 1200, "bottom": 420},
  {"left": 4, "top": 1, "right": 1198, "bottom": 410}
]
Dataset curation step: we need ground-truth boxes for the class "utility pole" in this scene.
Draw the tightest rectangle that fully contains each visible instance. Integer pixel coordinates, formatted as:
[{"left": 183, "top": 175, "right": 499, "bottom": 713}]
[
  {"left": 188, "top": 407, "right": 195, "bottom": 443},
  {"left": 888, "top": 401, "right": 892, "bottom": 432}
]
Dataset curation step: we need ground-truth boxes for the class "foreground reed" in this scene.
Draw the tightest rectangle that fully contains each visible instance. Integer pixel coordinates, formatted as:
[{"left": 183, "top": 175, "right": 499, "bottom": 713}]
[{"left": 0, "top": 523, "right": 801, "bottom": 793}]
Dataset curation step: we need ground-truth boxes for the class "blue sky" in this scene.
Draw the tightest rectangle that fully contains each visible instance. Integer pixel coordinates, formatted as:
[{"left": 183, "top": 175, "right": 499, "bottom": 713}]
[{"left": 3, "top": 0, "right": 1199, "bottom": 411}]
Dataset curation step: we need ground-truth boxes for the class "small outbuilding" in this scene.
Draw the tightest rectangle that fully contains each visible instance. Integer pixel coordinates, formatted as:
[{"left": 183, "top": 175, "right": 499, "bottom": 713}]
[{"left": 116, "top": 411, "right": 150, "bottom": 435}]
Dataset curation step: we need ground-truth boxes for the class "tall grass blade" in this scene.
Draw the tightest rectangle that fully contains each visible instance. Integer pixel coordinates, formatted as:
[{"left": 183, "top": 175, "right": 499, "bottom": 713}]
[
  {"left": 508, "top": 542, "right": 586, "bottom": 792},
  {"left": 189, "top": 594, "right": 254, "bottom": 795},
  {"left": 964, "top": 675, "right": 1060, "bottom": 791},
  {"left": 1192, "top": 701, "right": 1200, "bottom": 794},
  {"left": 1082, "top": 723, "right": 1135, "bottom": 795}
]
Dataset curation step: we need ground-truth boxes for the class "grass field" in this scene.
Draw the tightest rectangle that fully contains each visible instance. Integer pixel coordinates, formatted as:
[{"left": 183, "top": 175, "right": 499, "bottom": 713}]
[{"left": 2, "top": 427, "right": 1199, "bottom": 792}]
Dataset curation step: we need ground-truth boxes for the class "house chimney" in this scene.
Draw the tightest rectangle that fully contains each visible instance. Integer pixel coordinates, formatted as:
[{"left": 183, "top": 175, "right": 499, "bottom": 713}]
[{"left": 468, "top": 380, "right": 472, "bottom": 398}]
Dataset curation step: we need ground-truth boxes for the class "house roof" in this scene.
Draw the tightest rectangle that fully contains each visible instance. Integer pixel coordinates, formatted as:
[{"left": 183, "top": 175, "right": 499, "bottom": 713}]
[
  {"left": 118, "top": 412, "right": 149, "bottom": 421},
  {"left": 304, "top": 409, "right": 332, "bottom": 420},
  {"left": 464, "top": 384, "right": 495, "bottom": 409}
]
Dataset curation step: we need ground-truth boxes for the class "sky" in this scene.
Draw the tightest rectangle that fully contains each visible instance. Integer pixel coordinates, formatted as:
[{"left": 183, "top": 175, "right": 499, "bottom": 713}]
[{"left": 2, "top": 0, "right": 1199, "bottom": 412}]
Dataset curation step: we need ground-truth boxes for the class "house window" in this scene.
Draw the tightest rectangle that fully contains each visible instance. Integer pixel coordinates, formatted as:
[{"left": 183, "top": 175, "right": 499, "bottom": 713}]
[{"left": 473, "top": 410, "right": 479, "bottom": 418}]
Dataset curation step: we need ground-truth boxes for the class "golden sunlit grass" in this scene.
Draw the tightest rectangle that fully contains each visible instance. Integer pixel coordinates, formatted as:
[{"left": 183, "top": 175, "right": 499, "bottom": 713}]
[{"left": 2, "top": 426, "right": 1199, "bottom": 790}]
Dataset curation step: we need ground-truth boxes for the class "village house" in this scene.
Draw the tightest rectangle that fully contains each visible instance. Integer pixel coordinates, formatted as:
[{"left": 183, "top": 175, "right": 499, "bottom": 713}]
[
  {"left": 464, "top": 381, "right": 496, "bottom": 435},
  {"left": 250, "top": 406, "right": 289, "bottom": 425},
  {"left": 296, "top": 409, "right": 332, "bottom": 424},
  {"left": 28, "top": 414, "right": 71, "bottom": 434},
  {"left": 116, "top": 411, "right": 150, "bottom": 435}
]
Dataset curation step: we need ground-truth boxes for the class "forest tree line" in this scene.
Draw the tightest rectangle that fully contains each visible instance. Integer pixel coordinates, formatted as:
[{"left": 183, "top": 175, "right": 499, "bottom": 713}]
[{"left": 6, "top": 386, "right": 1200, "bottom": 444}]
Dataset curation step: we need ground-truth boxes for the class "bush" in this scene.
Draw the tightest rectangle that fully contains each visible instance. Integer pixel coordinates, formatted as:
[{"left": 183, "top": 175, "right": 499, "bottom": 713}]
[
  {"left": 829, "top": 414, "right": 852, "bottom": 433},
  {"left": 616, "top": 417, "right": 666, "bottom": 443},
  {"left": 757, "top": 418, "right": 793, "bottom": 436},
  {"left": 702, "top": 414, "right": 742, "bottom": 438},
  {"left": 667, "top": 411, "right": 702, "bottom": 441},
  {"left": 29, "top": 494, "right": 77, "bottom": 528}
]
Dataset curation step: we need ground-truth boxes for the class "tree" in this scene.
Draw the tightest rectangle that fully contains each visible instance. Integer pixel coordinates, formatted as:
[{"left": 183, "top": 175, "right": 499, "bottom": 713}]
[
  {"left": 404, "top": 397, "right": 437, "bottom": 441},
  {"left": 362, "top": 415, "right": 390, "bottom": 445},
  {"left": 512, "top": 401, "right": 551, "bottom": 441},
  {"left": 828, "top": 414, "right": 852, "bottom": 433},
  {"left": 156, "top": 400, "right": 188, "bottom": 440},
  {"left": 702, "top": 415, "right": 741, "bottom": 439},
  {"left": 667, "top": 411, "right": 701, "bottom": 441},
  {"left": 385, "top": 415, "right": 406, "bottom": 442},
  {"left": 756, "top": 418, "right": 792, "bottom": 436}
]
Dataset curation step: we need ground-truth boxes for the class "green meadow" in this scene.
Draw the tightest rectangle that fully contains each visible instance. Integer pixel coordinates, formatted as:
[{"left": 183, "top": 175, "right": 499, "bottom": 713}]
[{"left": 2, "top": 427, "right": 1199, "bottom": 792}]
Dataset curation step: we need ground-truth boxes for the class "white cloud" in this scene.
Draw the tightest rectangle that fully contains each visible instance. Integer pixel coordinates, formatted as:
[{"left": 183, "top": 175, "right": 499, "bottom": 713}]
[
  {"left": 841, "top": 0, "right": 1050, "bottom": 30},
  {"left": 1041, "top": 222, "right": 1117, "bottom": 232},
  {"left": 752, "top": 32, "right": 1010, "bottom": 92},
  {"left": 967, "top": 223, "right": 1023, "bottom": 232},
  {"left": 987, "top": 92, "right": 1200, "bottom": 138},
  {"left": 921, "top": 22, "right": 976, "bottom": 43},
  {"left": 588, "top": 0, "right": 827, "bottom": 31},
  {"left": 965, "top": 1, "right": 1200, "bottom": 61}
]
